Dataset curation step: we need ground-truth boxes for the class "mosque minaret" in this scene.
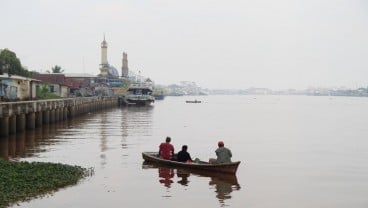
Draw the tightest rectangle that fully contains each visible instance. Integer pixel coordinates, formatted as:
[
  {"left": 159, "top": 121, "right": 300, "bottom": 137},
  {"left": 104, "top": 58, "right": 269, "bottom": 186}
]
[
  {"left": 99, "top": 35, "right": 109, "bottom": 77},
  {"left": 121, "top": 52, "right": 129, "bottom": 78},
  {"left": 98, "top": 35, "right": 124, "bottom": 78}
]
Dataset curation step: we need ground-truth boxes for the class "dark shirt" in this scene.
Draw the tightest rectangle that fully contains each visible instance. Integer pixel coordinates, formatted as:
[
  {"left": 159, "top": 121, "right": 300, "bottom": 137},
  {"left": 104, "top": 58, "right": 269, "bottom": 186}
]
[{"left": 177, "top": 150, "right": 192, "bottom": 162}]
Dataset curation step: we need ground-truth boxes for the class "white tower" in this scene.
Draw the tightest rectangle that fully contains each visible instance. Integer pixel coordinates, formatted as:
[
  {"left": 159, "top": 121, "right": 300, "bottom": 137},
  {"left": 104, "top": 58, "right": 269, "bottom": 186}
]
[
  {"left": 101, "top": 35, "right": 108, "bottom": 65},
  {"left": 99, "top": 35, "right": 109, "bottom": 76}
]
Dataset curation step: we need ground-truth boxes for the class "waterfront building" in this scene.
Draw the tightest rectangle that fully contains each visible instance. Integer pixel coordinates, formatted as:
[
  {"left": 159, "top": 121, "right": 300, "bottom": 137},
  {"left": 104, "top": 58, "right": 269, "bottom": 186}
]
[
  {"left": 32, "top": 73, "right": 70, "bottom": 98},
  {"left": 0, "top": 73, "right": 40, "bottom": 101}
]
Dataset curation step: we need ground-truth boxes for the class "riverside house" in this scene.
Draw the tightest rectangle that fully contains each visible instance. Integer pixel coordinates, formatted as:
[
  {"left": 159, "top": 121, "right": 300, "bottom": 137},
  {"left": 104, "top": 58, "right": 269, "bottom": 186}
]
[
  {"left": 0, "top": 73, "right": 40, "bottom": 101},
  {"left": 32, "top": 73, "right": 70, "bottom": 98}
]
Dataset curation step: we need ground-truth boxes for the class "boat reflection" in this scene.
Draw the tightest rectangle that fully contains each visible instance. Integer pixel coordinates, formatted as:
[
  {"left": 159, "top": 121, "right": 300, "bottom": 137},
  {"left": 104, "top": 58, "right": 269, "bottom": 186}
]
[
  {"left": 142, "top": 161, "right": 241, "bottom": 205},
  {"left": 209, "top": 175, "right": 240, "bottom": 204},
  {"left": 177, "top": 169, "right": 190, "bottom": 186}
]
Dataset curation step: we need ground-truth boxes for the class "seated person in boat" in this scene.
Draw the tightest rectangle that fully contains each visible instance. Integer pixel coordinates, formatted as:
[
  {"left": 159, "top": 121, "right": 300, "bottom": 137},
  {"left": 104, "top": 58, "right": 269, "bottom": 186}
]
[
  {"left": 159, "top": 136, "right": 175, "bottom": 160},
  {"left": 177, "top": 145, "right": 193, "bottom": 163},
  {"left": 210, "top": 141, "right": 232, "bottom": 164}
]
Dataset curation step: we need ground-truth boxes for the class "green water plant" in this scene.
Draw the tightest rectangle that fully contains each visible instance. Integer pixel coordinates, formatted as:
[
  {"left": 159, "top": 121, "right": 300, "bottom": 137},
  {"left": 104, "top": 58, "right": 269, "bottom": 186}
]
[{"left": 0, "top": 159, "right": 88, "bottom": 208}]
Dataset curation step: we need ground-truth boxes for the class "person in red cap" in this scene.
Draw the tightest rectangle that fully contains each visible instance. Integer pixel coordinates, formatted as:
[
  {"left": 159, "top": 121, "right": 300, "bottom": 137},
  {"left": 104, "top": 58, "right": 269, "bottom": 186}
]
[
  {"left": 215, "top": 141, "right": 232, "bottom": 163},
  {"left": 159, "top": 136, "right": 175, "bottom": 160}
]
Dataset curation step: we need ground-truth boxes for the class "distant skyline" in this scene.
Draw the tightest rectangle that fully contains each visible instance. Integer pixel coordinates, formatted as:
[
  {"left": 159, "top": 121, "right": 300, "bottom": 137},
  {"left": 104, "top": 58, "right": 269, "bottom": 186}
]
[{"left": 1, "top": 0, "right": 368, "bottom": 90}]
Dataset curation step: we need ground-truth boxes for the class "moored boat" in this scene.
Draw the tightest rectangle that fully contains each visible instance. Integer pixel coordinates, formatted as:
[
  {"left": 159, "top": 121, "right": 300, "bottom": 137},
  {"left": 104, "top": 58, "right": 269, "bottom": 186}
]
[
  {"left": 125, "top": 84, "right": 155, "bottom": 106},
  {"left": 142, "top": 152, "right": 240, "bottom": 174}
]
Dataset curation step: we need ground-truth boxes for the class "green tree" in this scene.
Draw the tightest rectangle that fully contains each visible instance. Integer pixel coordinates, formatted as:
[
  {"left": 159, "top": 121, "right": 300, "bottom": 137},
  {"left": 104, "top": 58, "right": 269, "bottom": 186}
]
[
  {"left": 49, "top": 65, "right": 64, "bottom": 73},
  {"left": 36, "top": 84, "right": 60, "bottom": 99},
  {"left": 0, "top": 49, "right": 31, "bottom": 77}
]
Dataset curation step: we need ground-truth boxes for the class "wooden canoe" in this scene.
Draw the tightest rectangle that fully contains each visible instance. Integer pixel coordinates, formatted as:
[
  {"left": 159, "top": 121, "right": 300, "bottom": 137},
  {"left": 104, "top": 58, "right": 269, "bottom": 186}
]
[{"left": 142, "top": 152, "right": 240, "bottom": 174}]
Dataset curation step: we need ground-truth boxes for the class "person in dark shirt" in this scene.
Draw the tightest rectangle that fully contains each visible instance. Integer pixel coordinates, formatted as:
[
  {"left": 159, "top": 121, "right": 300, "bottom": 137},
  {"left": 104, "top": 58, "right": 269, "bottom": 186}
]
[{"left": 177, "top": 145, "right": 193, "bottom": 163}]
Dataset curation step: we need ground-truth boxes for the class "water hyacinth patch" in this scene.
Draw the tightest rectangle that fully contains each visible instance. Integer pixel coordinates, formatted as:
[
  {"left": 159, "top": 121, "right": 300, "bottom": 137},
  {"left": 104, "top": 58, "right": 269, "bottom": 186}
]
[{"left": 0, "top": 159, "right": 88, "bottom": 208}]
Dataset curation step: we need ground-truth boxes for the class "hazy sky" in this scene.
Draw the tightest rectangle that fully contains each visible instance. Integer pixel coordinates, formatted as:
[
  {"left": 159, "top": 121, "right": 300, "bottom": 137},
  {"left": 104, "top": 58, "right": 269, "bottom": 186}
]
[{"left": 1, "top": 0, "right": 368, "bottom": 89}]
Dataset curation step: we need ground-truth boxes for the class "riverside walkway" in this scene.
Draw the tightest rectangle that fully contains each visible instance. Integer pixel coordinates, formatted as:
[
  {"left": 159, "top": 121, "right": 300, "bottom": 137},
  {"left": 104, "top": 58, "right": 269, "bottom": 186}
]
[{"left": 0, "top": 97, "right": 118, "bottom": 137}]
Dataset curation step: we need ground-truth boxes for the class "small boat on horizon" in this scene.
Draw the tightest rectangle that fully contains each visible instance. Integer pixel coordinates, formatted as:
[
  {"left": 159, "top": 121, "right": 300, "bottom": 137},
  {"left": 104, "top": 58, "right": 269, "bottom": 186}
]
[{"left": 185, "top": 100, "right": 201, "bottom": 103}]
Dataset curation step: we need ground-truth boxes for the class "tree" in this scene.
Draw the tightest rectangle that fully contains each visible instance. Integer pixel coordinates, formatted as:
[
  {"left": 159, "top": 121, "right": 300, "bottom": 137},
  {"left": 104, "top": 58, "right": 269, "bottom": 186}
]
[
  {"left": 0, "top": 49, "right": 31, "bottom": 77},
  {"left": 49, "top": 65, "right": 64, "bottom": 73}
]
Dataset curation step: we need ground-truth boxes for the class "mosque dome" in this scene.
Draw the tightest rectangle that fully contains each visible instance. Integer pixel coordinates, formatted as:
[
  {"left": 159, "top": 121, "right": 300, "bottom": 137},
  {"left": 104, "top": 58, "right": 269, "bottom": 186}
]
[{"left": 107, "top": 65, "right": 119, "bottom": 78}]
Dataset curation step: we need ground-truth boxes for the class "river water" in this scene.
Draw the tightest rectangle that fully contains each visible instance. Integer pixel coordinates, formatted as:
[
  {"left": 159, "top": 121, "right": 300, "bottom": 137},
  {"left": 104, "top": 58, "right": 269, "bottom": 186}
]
[{"left": 1, "top": 95, "right": 368, "bottom": 208}]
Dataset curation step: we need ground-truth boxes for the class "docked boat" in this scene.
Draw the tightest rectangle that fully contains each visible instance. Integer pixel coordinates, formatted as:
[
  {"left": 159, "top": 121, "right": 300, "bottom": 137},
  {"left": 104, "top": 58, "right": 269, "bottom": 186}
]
[
  {"left": 125, "top": 84, "right": 155, "bottom": 106},
  {"left": 185, "top": 100, "right": 201, "bottom": 103},
  {"left": 142, "top": 152, "right": 240, "bottom": 174}
]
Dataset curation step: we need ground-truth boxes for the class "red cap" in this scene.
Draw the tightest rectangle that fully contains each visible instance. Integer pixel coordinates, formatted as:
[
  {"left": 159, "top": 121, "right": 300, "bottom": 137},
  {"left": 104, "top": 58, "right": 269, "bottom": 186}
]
[{"left": 218, "top": 141, "right": 224, "bottom": 146}]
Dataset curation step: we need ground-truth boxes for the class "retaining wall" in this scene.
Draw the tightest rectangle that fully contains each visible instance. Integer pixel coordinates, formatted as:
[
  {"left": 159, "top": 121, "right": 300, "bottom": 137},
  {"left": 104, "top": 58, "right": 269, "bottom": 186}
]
[{"left": 0, "top": 97, "right": 118, "bottom": 137}]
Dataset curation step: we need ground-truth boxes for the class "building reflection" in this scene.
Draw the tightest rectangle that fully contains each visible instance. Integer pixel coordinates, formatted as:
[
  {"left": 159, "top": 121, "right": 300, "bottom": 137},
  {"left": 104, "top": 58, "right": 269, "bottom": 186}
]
[
  {"left": 99, "top": 113, "right": 108, "bottom": 167},
  {"left": 0, "top": 113, "right": 98, "bottom": 160},
  {"left": 7, "top": 135, "right": 16, "bottom": 158},
  {"left": 0, "top": 135, "right": 8, "bottom": 159},
  {"left": 142, "top": 161, "right": 241, "bottom": 205},
  {"left": 0, "top": 126, "right": 56, "bottom": 159},
  {"left": 120, "top": 106, "right": 153, "bottom": 149},
  {"left": 0, "top": 107, "right": 155, "bottom": 160}
]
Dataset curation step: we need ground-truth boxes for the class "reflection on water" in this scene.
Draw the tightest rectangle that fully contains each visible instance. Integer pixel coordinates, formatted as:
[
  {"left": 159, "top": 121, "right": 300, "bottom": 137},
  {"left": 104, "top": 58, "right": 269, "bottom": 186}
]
[
  {"left": 209, "top": 175, "right": 241, "bottom": 205},
  {"left": 177, "top": 169, "right": 190, "bottom": 186},
  {"left": 0, "top": 121, "right": 68, "bottom": 159},
  {"left": 158, "top": 167, "right": 175, "bottom": 188},
  {"left": 0, "top": 107, "right": 155, "bottom": 160},
  {"left": 121, "top": 106, "right": 154, "bottom": 137},
  {"left": 142, "top": 161, "right": 241, "bottom": 206},
  {"left": 2, "top": 96, "right": 367, "bottom": 208},
  {"left": 99, "top": 112, "right": 109, "bottom": 167}
]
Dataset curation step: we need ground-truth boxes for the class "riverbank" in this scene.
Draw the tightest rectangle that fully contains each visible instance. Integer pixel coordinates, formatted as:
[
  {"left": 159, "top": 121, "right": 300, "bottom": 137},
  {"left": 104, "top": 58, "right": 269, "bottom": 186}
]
[
  {"left": 0, "top": 96, "right": 118, "bottom": 138},
  {"left": 0, "top": 159, "right": 88, "bottom": 208}
]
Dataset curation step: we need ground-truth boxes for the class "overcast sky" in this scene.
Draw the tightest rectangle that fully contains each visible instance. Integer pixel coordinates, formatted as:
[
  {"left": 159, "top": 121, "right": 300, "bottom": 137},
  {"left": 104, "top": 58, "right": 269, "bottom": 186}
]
[{"left": 1, "top": 0, "right": 368, "bottom": 89}]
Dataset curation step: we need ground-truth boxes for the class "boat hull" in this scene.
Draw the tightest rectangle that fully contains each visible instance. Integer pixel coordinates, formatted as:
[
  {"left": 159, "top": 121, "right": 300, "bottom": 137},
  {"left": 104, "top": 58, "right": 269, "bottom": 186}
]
[
  {"left": 126, "top": 99, "right": 154, "bottom": 106},
  {"left": 142, "top": 152, "right": 240, "bottom": 174}
]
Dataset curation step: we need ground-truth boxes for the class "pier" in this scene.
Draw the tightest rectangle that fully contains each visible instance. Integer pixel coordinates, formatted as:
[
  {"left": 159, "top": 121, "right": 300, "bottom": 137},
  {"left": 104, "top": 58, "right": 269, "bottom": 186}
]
[{"left": 0, "top": 97, "right": 118, "bottom": 137}]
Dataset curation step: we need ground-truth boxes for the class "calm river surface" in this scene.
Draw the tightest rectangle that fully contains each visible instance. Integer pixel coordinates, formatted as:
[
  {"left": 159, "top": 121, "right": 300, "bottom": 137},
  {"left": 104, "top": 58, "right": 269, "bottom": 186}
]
[{"left": 1, "top": 95, "right": 368, "bottom": 208}]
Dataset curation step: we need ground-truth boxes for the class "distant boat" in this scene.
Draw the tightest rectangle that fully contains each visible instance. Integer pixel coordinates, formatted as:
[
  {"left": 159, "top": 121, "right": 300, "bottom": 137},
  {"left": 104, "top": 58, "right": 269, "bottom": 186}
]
[
  {"left": 125, "top": 84, "right": 155, "bottom": 106},
  {"left": 186, "top": 100, "right": 201, "bottom": 103}
]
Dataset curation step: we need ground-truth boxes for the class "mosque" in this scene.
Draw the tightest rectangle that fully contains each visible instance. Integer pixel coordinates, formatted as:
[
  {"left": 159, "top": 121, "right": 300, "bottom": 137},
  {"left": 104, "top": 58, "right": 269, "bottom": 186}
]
[{"left": 99, "top": 36, "right": 129, "bottom": 79}]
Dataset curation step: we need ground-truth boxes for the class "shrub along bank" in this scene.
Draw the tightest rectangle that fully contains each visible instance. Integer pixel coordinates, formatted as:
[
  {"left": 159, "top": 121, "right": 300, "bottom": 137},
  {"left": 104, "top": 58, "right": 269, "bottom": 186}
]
[{"left": 0, "top": 159, "right": 87, "bottom": 208}]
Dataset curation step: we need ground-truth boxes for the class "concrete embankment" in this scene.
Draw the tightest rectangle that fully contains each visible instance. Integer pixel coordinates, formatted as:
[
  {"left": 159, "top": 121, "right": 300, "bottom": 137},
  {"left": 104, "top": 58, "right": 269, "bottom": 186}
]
[{"left": 0, "top": 97, "right": 118, "bottom": 137}]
